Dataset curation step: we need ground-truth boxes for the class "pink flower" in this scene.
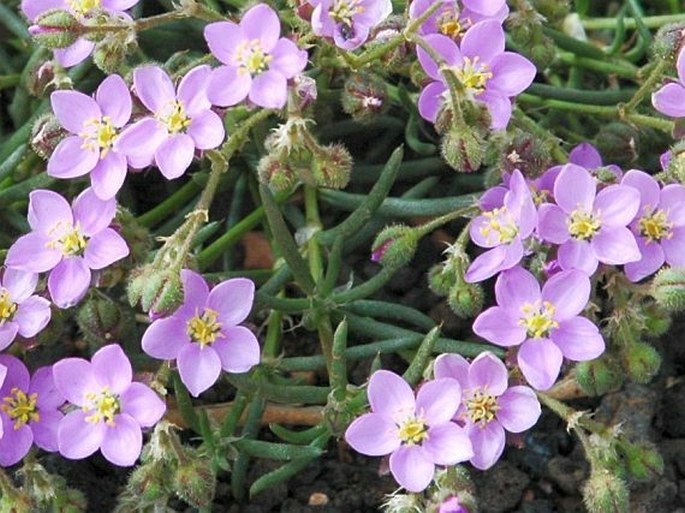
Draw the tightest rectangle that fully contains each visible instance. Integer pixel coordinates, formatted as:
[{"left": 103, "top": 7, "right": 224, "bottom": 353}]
[
  {"left": 345, "top": 370, "right": 473, "bottom": 492},
  {"left": 5, "top": 188, "right": 129, "bottom": 308},
  {"left": 435, "top": 351, "right": 541, "bottom": 469},
  {"left": 0, "top": 269, "right": 51, "bottom": 351},
  {"left": 141, "top": 270, "right": 260, "bottom": 397},
  {"left": 115, "top": 65, "right": 225, "bottom": 179},
  {"left": 49, "top": 74, "right": 132, "bottom": 199},
  {"left": 53, "top": 344, "right": 166, "bottom": 466}
]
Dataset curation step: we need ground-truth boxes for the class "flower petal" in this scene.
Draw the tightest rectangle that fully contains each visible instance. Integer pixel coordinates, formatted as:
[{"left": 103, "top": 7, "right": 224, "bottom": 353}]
[
  {"left": 155, "top": 134, "right": 195, "bottom": 180},
  {"left": 488, "top": 52, "right": 536, "bottom": 96},
  {"left": 569, "top": 143, "right": 602, "bottom": 169},
  {"left": 557, "top": 239, "right": 598, "bottom": 275},
  {"left": 90, "top": 152, "right": 127, "bottom": 200},
  {"left": 554, "top": 163, "right": 596, "bottom": 214},
  {"left": 50, "top": 90, "right": 101, "bottom": 133},
  {"left": 92, "top": 344, "right": 132, "bottom": 395},
  {"left": 84, "top": 228, "right": 129, "bottom": 270},
  {"left": 418, "top": 81, "right": 447, "bottom": 123},
  {"left": 249, "top": 70, "right": 288, "bottom": 109},
  {"left": 203, "top": 21, "right": 242, "bottom": 65},
  {"left": 133, "top": 65, "right": 176, "bottom": 113},
  {"left": 27, "top": 189, "right": 73, "bottom": 233},
  {"left": 241, "top": 3, "right": 281, "bottom": 52},
  {"left": 517, "top": 338, "right": 563, "bottom": 391},
  {"left": 537, "top": 203, "right": 571, "bottom": 244},
  {"left": 496, "top": 386, "right": 540, "bottom": 433},
  {"left": 541, "top": 269, "right": 590, "bottom": 321},
  {"left": 621, "top": 169, "right": 660, "bottom": 212},
  {"left": 207, "top": 66, "right": 251, "bottom": 107},
  {"left": 120, "top": 382, "right": 166, "bottom": 428},
  {"left": 0, "top": 420, "right": 33, "bottom": 466},
  {"left": 101, "top": 413, "right": 142, "bottom": 466},
  {"left": 433, "top": 353, "right": 469, "bottom": 384},
  {"left": 96, "top": 74, "right": 131, "bottom": 127},
  {"left": 467, "top": 420, "right": 505, "bottom": 470},
  {"left": 460, "top": 20, "right": 504, "bottom": 62},
  {"left": 270, "top": 38, "right": 308, "bottom": 78},
  {"left": 14, "top": 296, "right": 51, "bottom": 338},
  {"left": 660, "top": 184, "right": 685, "bottom": 225},
  {"left": 177, "top": 344, "right": 221, "bottom": 397},
  {"left": 48, "top": 258, "right": 91, "bottom": 308},
  {"left": 6, "top": 233, "right": 62, "bottom": 273},
  {"left": 142, "top": 316, "right": 190, "bottom": 360},
  {"left": 187, "top": 110, "right": 225, "bottom": 150},
  {"left": 662, "top": 226, "right": 685, "bottom": 266},
  {"left": 417, "top": 34, "right": 461, "bottom": 80},
  {"left": 389, "top": 445, "right": 435, "bottom": 492},
  {"left": 368, "top": 370, "right": 415, "bottom": 423},
  {"left": 652, "top": 83, "right": 685, "bottom": 118},
  {"left": 625, "top": 237, "right": 665, "bottom": 282},
  {"left": 207, "top": 277, "right": 254, "bottom": 327},
  {"left": 344, "top": 413, "right": 400, "bottom": 456},
  {"left": 32, "top": 408, "right": 62, "bottom": 452},
  {"left": 465, "top": 245, "right": 508, "bottom": 283},
  {"left": 415, "top": 378, "right": 462, "bottom": 425},
  {"left": 31, "top": 366, "right": 64, "bottom": 410},
  {"left": 58, "top": 410, "right": 106, "bottom": 460},
  {"left": 213, "top": 326, "right": 260, "bottom": 373},
  {"left": 47, "top": 136, "right": 99, "bottom": 178},
  {"left": 178, "top": 65, "right": 211, "bottom": 116},
  {"left": 495, "top": 265, "right": 540, "bottom": 308},
  {"left": 3, "top": 268, "right": 38, "bottom": 302},
  {"left": 553, "top": 317, "right": 605, "bottom": 361},
  {"left": 53, "top": 39, "right": 94, "bottom": 68},
  {"left": 592, "top": 227, "right": 640, "bottom": 265},
  {"left": 593, "top": 184, "right": 640, "bottom": 227},
  {"left": 473, "top": 306, "right": 526, "bottom": 347},
  {"left": 72, "top": 187, "right": 117, "bottom": 236},
  {"left": 0, "top": 324, "right": 18, "bottom": 351},
  {"left": 114, "top": 117, "right": 167, "bottom": 160},
  {"left": 422, "top": 422, "right": 473, "bottom": 465},
  {"left": 468, "top": 352, "right": 508, "bottom": 395}
]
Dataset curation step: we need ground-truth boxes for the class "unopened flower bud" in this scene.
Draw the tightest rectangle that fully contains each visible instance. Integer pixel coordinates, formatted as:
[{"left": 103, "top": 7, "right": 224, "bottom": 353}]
[
  {"left": 31, "top": 113, "right": 66, "bottom": 160},
  {"left": 128, "top": 462, "right": 171, "bottom": 502},
  {"left": 0, "top": 492, "right": 34, "bottom": 513},
  {"left": 651, "top": 267, "right": 685, "bottom": 312},
  {"left": 312, "top": 144, "right": 353, "bottom": 189},
  {"left": 622, "top": 341, "right": 661, "bottom": 384},
  {"left": 27, "top": 60, "right": 56, "bottom": 98},
  {"left": 528, "top": 33, "right": 557, "bottom": 70},
  {"left": 293, "top": 74, "right": 318, "bottom": 110},
  {"left": 531, "top": 0, "right": 570, "bottom": 23},
  {"left": 506, "top": 8, "right": 544, "bottom": 48},
  {"left": 368, "top": 16, "right": 410, "bottom": 69},
  {"left": 575, "top": 356, "right": 623, "bottom": 396},
  {"left": 448, "top": 282, "right": 484, "bottom": 319},
  {"left": 381, "top": 492, "right": 425, "bottom": 513},
  {"left": 592, "top": 122, "right": 639, "bottom": 167},
  {"left": 428, "top": 264, "right": 457, "bottom": 296},
  {"left": 582, "top": 469, "right": 629, "bottom": 513},
  {"left": 441, "top": 125, "right": 485, "bottom": 172},
  {"left": 172, "top": 455, "right": 216, "bottom": 509},
  {"left": 54, "top": 488, "right": 88, "bottom": 513},
  {"left": 341, "top": 72, "right": 389, "bottom": 124},
  {"left": 371, "top": 225, "right": 418, "bottom": 268},
  {"left": 653, "top": 23, "right": 685, "bottom": 60},
  {"left": 641, "top": 302, "right": 672, "bottom": 337},
  {"left": 664, "top": 141, "right": 685, "bottom": 183},
  {"left": 29, "top": 10, "right": 82, "bottom": 49},
  {"left": 76, "top": 294, "right": 132, "bottom": 349},
  {"left": 618, "top": 440, "right": 664, "bottom": 482},
  {"left": 129, "top": 267, "right": 184, "bottom": 315},
  {"left": 499, "top": 131, "right": 557, "bottom": 178},
  {"left": 93, "top": 30, "right": 137, "bottom": 74},
  {"left": 258, "top": 154, "right": 298, "bottom": 192}
]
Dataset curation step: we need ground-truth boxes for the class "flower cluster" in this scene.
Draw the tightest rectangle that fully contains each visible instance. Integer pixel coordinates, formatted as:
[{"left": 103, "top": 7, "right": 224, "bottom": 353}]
[{"left": 345, "top": 356, "right": 540, "bottom": 491}]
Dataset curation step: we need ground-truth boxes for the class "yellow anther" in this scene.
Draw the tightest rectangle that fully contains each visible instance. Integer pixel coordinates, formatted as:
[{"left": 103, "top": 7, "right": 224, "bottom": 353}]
[
  {"left": 0, "top": 290, "right": 17, "bottom": 325},
  {"left": 568, "top": 208, "right": 601, "bottom": 241},
  {"left": 67, "top": 0, "right": 101, "bottom": 16},
  {"left": 2, "top": 388, "right": 40, "bottom": 430},
  {"left": 235, "top": 40, "right": 273, "bottom": 75},
  {"left": 478, "top": 207, "right": 519, "bottom": 244},
  {"left": 519, "top": 300, "right": 558, "bottom": 339},
  {"left": 398, "top": 417, "right": 429, "bottom": 445},
  {"left": 80, "top": 116, "right": 118, "bottom": 158},
  {"left": 454, "top": 56, "right": 492, "bottom": 94},
  {"left": 331, "top": 0, "right": 364, "bottom": 27},
  {"left": 83, "top": 386, "right": 120, "bottom": 427},
  {"left": 187, "top": 308, "right": 223, "bottom": 347},
  {"left": 158, "top": 101, "right": 191, "bottom": 134},
  {"left": 639, "top": 207, "right": 673, "bottom": 243},
  {"left": 465, "top": 388, "right": 499, "bottom": 426}
]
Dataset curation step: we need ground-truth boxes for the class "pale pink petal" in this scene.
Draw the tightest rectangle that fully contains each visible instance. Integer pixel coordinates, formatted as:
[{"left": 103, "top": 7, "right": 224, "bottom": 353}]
[
  {"left": 3, "top": 268, "right": 38, "bottom": 302},
  {"left": 553, "top": 317, "right": 605, "bottom": 361},
  {"left": 96, "top": 74, "right": 131, "bottom": 127},
  {"left": 249, "top": 70, "right": 288, "bottom": 109},
  {"left": 177, "top": 344, "right": 222, "bottom": 397},
  {"left": 557, "top": 239, "right": 598, "bottom": 275},
  {"left": 662, "top": 226, "right": 685, "bottom": 266},
  {"left": 48, "top": 258, "right": 91, "bottom": 308},
  {"left": 652, "top": 83, "right": 685, "bottom": 118},
  {"left": 0, "top": 323, "right": 18, "bottom": 351},
  {"left": 418, "top": 81, "right": 448, "bottom": 123},
  {"left": 141, "top": 316, "right": 190, "bottom": 360},
  {"left": 14, "top": 296, "right": 51, "bottom": 338},
  {"left": 496, "top": 386, "right": 540, "bottom": 433},
  {"left": 6, "top": 233, "right": 62, "bottom": 273},
  {"left": 389, "top": 445, "right": 435, "bottom": 492},
  {"left": 207, "top": 277, "right": 254, "bottom": 326},
  {"left": 415, "top": 378, "right": 461, "bottom": 425},
  {"left": 434, "top": 353, "right": 469, "bottom": 384},
  {"left": 207, "top": 66, "right": 251, "bottom": 107},
  {"left": 592, "top": 227, "right": 640, "bottom": 265},
  {"left": 114, "top": 117, "right": 167, "bottom": 159},
  {"left": 50, "top": 90, "right": 101, "bottom": 133},
  {"left": 344, "top": 413, "right": 400, "bottom": 456},
  {"left": 368, "top": 370, "right": 415, "bottom": 423},
  {"left": 21, "top": 0, "right": 64, "bottom": 21},
  {"left": 58, "top": 410, "right": 106, "bottom": 460},
  {"left": 537, "top": 203, "right": 571, "bottom": 244},
  {"left": 517, "top": 338, "right": 563, "bottom": 391},
  {"left": 133, "top": 65, "right": 176, "bottom": 113},
  {"left": 241, "top": 3, "right": 281, "bottom": 52},
  {"left": 660, "top": 185, "right": 685, "bottom": 225},
  {"left": 467, "top": 421, "right": 505, "bottom": 470},
  {"left": 92, "top": 344, "right": 132, "bottom": 394},
  {"left": 32, "top": 409, "right": 62, "bottom": 452},
  {"left": 178, "top": 65, "right": 211, "bottom": 116},
  {"left": 422, "top": 423, "right": 473, "bottom": 465},
  {"left": 84, "top": 228, "right": 129, "bottom": 270},
  {"left": 0, "top": 421, "right": 33, "bottom": 466},
  {"left": 269, "top": 39, "right": 308, "bottom": 78},
  {"left": 460, "top": 20, "right": 504, "bottom": 62},
  {"left": 120, "top": 382, "right": 166, "bottom": 427},
  {"left": 213, "top": 326, "right": 260, "bottom": 373},
  {"left": 625, "top": 238, "right": 665, "bottom": 282},
  {"left": 90, "top": 152, "right": 127, "bottom": 200},
  {"left": 593, "top": 184, "right": 640, "bottom": 227},
  {"left": 155, "top": 134, "right": 195, "bottom": 180},
  {"left": 554, "top": 163, "right": 596, "bottom": 213},
  {"left": 47, "top": 136, "right": 99, "bottom": 178},
  {"left": 187, "top": 110, "right": 225, "bottom": 150},
  {"left": 468, "top": 352, "right": 508, "bottom": 395},
  {"left": 27, "top": 189, "right": 73, "bottom": 233},
  {"left": 495, "top": 265, "right": 540, "bottom": 308},
  {"left": 101, "top": 413, "right": 142, "bottom": 466},
  {"left": 203, "top": 21, "right": 243, "bottom": 65},
  {"left": 621, "top": 169, "right": 660, "bottom": 212},
  {"left": 53, "top": 39, "right": 95, "bottom": 68},
  {"left": 52, "top": 358, "right": 97, "bottom": 406},
  {"left": 541, "top": 269, "right": 590, "bottom": 320},
  {"left": 72, "top": 187, "right": 116, "bottom": 236},
  {"left": 473, "top": 306, "right": 527, "bottom": 347}
]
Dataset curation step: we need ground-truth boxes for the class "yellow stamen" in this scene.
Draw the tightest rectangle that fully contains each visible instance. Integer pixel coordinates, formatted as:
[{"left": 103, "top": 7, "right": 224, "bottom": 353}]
[
  {"left": 80, "top": 116, "right": 118, "bottom": 158},
  {"left": 479, "top": 207, "right": 519, "bottom": 244},
  {"left": 2, "top": 388, "right": 40, "bottom": 430},
  {"left": 465, "top": 388, "right": 499, "bottom": 426},
  {"left": 331, "top": 0, "right": 364, "bottom": 28},
  {"left": 83, "top": 386, "right": 120, "bottom": 427},
  {"left": 639, "top": 207, "right": 673, "bottom": 243},
  {"left": 568, "top": 208, "right": 601, "bottom": 241},
  {"left": 157, "top": 101, "right": 191, "bottom": 134},
  {"left": 0, "top": 290, "right": 17, "bottom": 325},
  {"left": 187, "top": 308, "right": 223, "bottom": 347},
  {"left": 46, "top": 222, "right": 89, "bottom": 257},
  {"left": 519, "top": 300, "right": 558, "bottom": 339},
  {"left": 398, "top": 417, "right": 429, "bottom": 445},
  {"left": 454, "top": 56, "right": 492, "bottom": 94},
  {"left": 235, "top": 40, "right": 273, "bottom": 76},
  {"left": 67, "top": 0, "right": 101, "bottom": 16}
]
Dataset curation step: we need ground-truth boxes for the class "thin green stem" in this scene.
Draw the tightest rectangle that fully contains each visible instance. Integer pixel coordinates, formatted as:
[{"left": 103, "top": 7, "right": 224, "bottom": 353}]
[
  {"left": 622, "top": 58, "right": 672, "bottom": 113},
  {"left": 582, "top": 13, "right": 685, "bottom": 30}
]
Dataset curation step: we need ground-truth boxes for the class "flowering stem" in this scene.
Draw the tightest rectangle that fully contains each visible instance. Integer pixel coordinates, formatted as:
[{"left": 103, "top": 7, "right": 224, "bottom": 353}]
[
  {"left": 556, "top": 52, "right": 638, "bottom": 79},
  {"left": 536, "top": 391, "right": 607, "bottom": 435},
  {"left": 621, "top": 58, "right": 672, "bottom": 113}
]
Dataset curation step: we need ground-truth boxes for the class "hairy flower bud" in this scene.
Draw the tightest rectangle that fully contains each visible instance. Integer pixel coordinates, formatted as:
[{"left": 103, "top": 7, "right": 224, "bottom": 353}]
[
  {"left": 651, "top": 267, "right": 685, "bottom": 312},
  {"left": 592, "top": 122, "right": 639, "bottom": 167},
  {"left": 31, "top": 113, "right": 66, "bottom": 160},
  {"left": 77, "top": 294, "right": 133, "bottom": 349},
  {"left": 441, "top": 125, "right": 485, "bottom": 173},
  {"left": 381, "top": 492, "right": 424, "bottom": 513},
  {"left": 448, "top": 282, "right": 484, "bottom": 319},
  {"left": 258, "top": 154, "right": 298, "bottom": 192},
  {"left": 172, "top": 456, "right": 217, "bottom": 509},
  {"left": 641, "top": 302, "right": 672, "bottom": 337},
  {"left": 575, "top": 356, "right": 623, "bottom": 396},
  {"left": 499, "top": 131, "right": 557, "bottom": 178},
  {"left": 341, "top": 72, "right": 389, "bottom": 124},
  {"left": 312, "top": 144, "right": 353, "bottom": 189},
  {"left": 29, "top": 10, "right": 81, "bottom": 49},
  {"left": 618, "top": 441, "right": 664, "bottom": 482},
  {"left": 127, "top": 462, "right": 172, "bottom": 502},
  {"left": 653, "top": 23, "right": 685, "bottom": 60},
  {"left": 93, "top": 30, "right": 138, "bottom": 74},
  {"left": 128, "top": 266, "right": 184, "bottom": 315},
  {"left": 622, "top": 341, "right": 661, "bottom": 384},
  {"left": 428, "top": 264, "right": 457, "bottom": 296},
  {"left": 371, "top": 225, "right": 418, "bottom": 268},
  {"left": 582, "top": 469, "right": 629, "bottom": 513}
]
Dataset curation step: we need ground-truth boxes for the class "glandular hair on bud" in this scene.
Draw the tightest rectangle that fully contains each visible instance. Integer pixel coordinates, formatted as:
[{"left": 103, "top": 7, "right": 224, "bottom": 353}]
[
  {"left": 257, "top": 154, "right": 298, "bottom": 192},
  {"left": 172, "top": 457, "right": 217, "bottom": 509},
  {"left": 622, "top": 341, "right": 661, "bottom": 384},
  {"left": 76, "top": 295, "right": 129, "bottom": 349},
  {"left": 441, "top": 125, "right": 485, "bottom": 173},
  {"left": 618, "top": 441, "right": 664, "bottom": 482},
  {"left": 582, "top": 469, "right": 629, "bottom": 513},
  {"left": 341, "top": 72, "right": 389, "bottom": 124},
  {"left": 592, "top": 122, "right": 639, "bottom": 168},
  {"left": 448, "top": 282, "right": 484, "bottom": 319},
  {"left": 575, "top": 356, "right": 623, "bottom": 396},
  {"left": 428, "top": 264, "right": 457, "bottom": 297},
  {"left": 653, "top": 23, "right": 685, "bottom": 60},
  {"left": 371, "top": 225, "right": 418, "bottom": 268},
  {"left": 651, "top": 267, "right": 685, "bottom": 312},
  {"left": 381, "top": 492, "right": 424, "bottom": 513},
  {"left": 312, "top": 144, "right": 353, "bottom": 190},
  {"left": 30, "top": 10, "right": 82, "bottom": 50},
  {"left": 31, "top": 113, "right": 66, "bottom": 160}
]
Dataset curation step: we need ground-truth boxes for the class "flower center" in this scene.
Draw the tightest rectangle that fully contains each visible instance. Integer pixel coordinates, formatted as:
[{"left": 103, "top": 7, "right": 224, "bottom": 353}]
[
  {"left": 479, "top": 207, "right": 519, "bottom": 244},
  {"left": 568, "top": 208, "right": 601, "bottom": 241},
  {"left": 454, "top": 56, "right": 492, "bottom": 94},
  {"left": 331, "top": 0, "right": 364, "bottom": 28},
  {"left": 465, "top": 388, "right": 499, "bottom": 426},
  {"left": 398, "top": 417, "right": 428, "bottom": 445},
  {"left": 639, "top": 208, "right": 673, "bottom": 243},
  {"left": 235, "top": 40, "right": 272, "bottom": 76},
  {"left": 519, "top": 300, "right": 558, "bottom": 338},
  {"left": 83, "top": 386, "right": 120, "bottom": 427},
  {"left": 67, "top": 0, "right": 101, "bottom": 16},
  {"left": 0, "top": 289, "right": 17, "bottom": 325},
  {"left": 436, "top": 9, "right": 466, "bottom": 39},
  {"left": 2, "top": 388, "right": 39, "bottom": 429},
  {"left": 187, "top": 308, "right": 223, "bottom": 347},
  {"left": 48, "top": 224, "right": 89, "bottom": 257},
  {"left": 158, "top": 101, "right": 191, "bottom": 134},
  {"left": 81, "top": 116, "right": 118, "bottom": 158}
]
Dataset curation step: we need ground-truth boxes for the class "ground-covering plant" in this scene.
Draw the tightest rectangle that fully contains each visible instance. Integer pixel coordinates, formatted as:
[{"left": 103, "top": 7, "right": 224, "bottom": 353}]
[{"left": 0, "top": 0, "right": 683, "bottom": 511}]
